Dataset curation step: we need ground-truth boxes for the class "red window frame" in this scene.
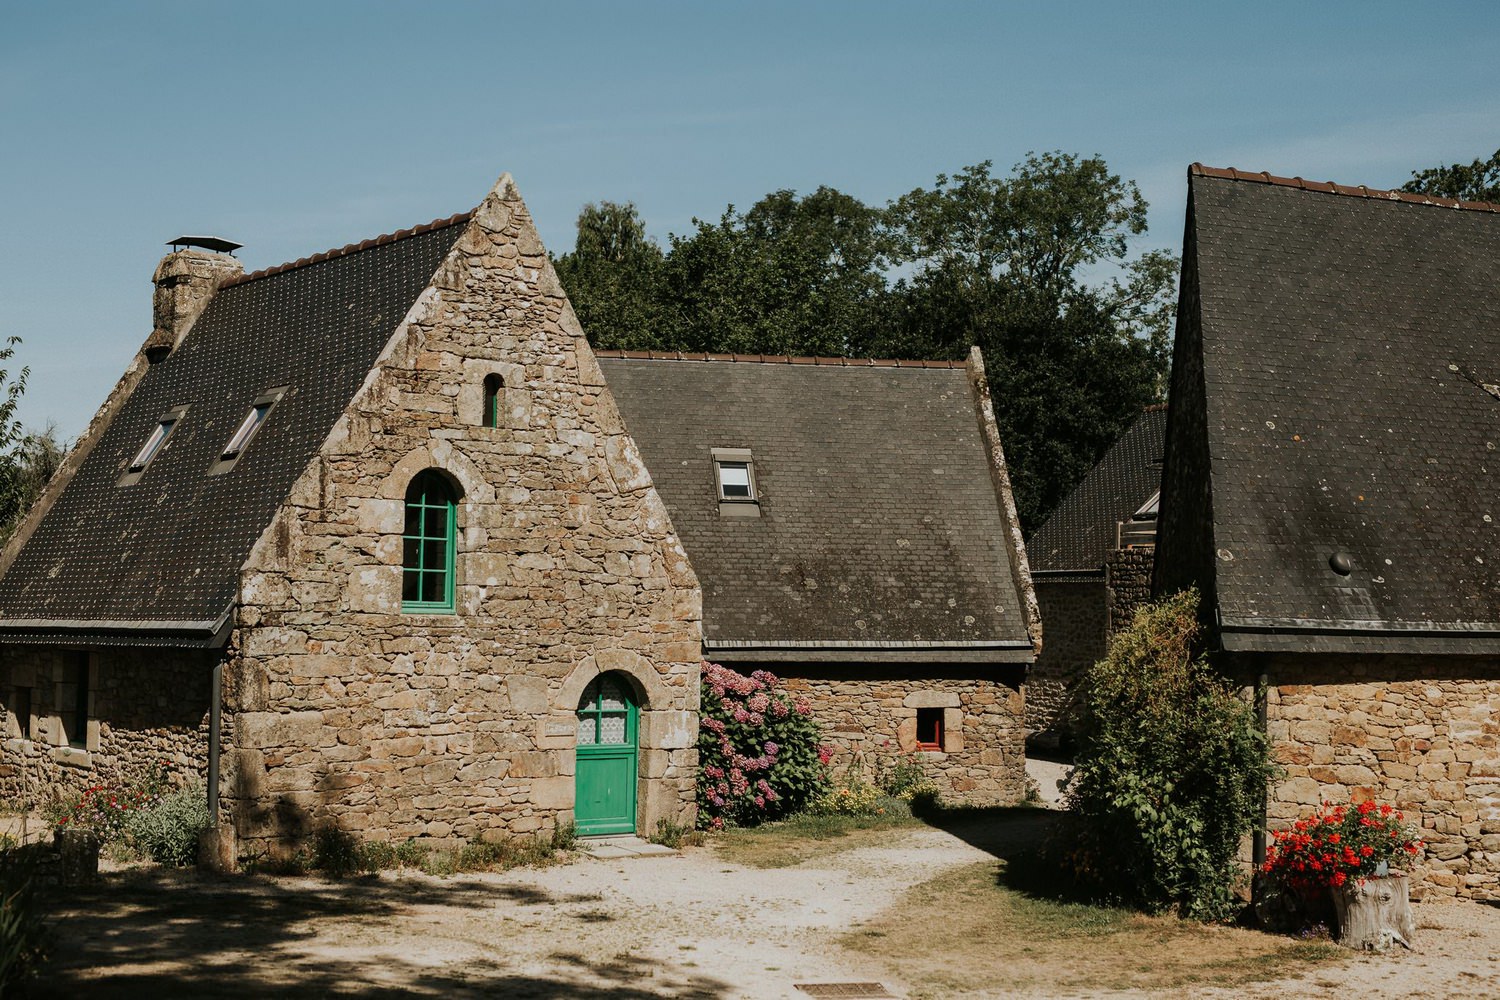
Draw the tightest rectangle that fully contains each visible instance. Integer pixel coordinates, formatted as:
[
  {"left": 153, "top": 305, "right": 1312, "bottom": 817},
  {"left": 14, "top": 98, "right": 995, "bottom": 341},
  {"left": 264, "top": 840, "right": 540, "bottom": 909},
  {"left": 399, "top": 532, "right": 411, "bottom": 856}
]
[{"left": 915, "top": 707, "right": 943, "bottom": 751}]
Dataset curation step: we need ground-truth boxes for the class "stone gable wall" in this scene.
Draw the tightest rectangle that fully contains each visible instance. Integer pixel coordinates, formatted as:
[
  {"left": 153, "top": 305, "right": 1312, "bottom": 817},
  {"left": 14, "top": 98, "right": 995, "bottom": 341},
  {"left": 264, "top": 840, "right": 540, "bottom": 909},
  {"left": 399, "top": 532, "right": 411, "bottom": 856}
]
[
  {"left": 1026, "top": 579, "right": 1106, "bottom": 746},
  {"left": 1256, "top": 653, "right": 1500, "bottom": 901},
  {"left": 779, "top": 670, "right": 1027, "bottom": 804},
  {"left": 0, "top": 645, "right": 211, "bottom": 804},
  {"left": 224, "top": 177, "right": 702, "bottom": 857},
  {"left": 1104, "top": 547, "right": 1154, "bottom": 635}
]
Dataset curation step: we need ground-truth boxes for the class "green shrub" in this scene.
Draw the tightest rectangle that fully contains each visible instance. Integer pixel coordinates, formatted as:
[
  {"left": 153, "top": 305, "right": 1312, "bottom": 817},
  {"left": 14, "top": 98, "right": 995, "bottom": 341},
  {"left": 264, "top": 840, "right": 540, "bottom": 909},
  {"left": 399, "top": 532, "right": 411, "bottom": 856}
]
[
  {"left": 807, "top": 769, "right": 886, "bottom": 816},
  {"left": 48, "top": 765, "right": 171, "bottom": 842},
  {"left": 875, "top": 753, "right": 928, "bottom": 799},
  {"left": 1058, "top": 588, "right": 1277, "bottom": 922},
  {"left": 310, "top": 828, "right": 366, "bottom": 878},
  {"left": 697, "top": 662, "right": 831, "bottom": 829},
  {"left": 649, "top": 818, "right": 704, "bottom": 849},
  {"left": 550, "top": 821, "right": 576, "bottom": 852},
  {"left": 125, "top": 785, "right": 210, "bottom": 866},
  {"left": 0, "top": 848, "right": 45, "bottom": 992}
]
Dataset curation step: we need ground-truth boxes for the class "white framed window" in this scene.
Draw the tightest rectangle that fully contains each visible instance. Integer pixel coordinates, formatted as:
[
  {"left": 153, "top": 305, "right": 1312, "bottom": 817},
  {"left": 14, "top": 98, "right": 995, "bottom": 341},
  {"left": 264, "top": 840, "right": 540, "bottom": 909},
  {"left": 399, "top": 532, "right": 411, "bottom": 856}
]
[
  {"left": 210, "top": 387, "right": 287, "bottom": 475},
  {"left": 119, "top": 405, "right": 189, "bottom": 485}
]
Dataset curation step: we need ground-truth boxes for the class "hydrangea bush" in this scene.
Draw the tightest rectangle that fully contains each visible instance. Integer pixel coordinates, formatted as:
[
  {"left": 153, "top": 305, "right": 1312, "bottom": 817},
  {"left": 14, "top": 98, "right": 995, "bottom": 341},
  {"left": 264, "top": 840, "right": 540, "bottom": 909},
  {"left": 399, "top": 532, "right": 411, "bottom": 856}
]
[{"left": 697, "top": 661, "right": 830, "bottom": 829}]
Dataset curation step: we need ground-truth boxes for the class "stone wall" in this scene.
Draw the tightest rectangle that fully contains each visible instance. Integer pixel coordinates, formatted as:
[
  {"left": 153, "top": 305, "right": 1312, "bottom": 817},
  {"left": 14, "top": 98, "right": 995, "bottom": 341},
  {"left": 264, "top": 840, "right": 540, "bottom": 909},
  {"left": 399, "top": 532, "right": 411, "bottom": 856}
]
[
  {"left": 779, "top": 668, "right": 1027, "bottom": 805},
  {"left": 223, "top": 175, "right": 702, "bottom": 858},
  {"left": 0, "top": 645, "right": 212, "bottom": 804},
  {"left": 1026, "top": 579, "right": 1106, "bottom": 747},
  {"left": 1253, "top": 653, "right": 1500, "bottom": 901},
  {"left": 1104, "top": 547, "right": 1154, "bottom": 635}
]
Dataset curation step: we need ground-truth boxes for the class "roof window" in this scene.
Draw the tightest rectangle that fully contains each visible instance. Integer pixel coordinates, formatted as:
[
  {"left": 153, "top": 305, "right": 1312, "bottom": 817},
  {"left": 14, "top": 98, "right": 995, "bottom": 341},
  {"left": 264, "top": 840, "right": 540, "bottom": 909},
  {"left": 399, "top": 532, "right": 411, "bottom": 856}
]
[
  {"left": 209, "top": 388, "right": 286, "bottom": 475},
  {"left": 118, "top": 405, "right": 189, "bottom": 485},
  {"left": 712, "top": 448, "right": 760, "bottom": 517}
]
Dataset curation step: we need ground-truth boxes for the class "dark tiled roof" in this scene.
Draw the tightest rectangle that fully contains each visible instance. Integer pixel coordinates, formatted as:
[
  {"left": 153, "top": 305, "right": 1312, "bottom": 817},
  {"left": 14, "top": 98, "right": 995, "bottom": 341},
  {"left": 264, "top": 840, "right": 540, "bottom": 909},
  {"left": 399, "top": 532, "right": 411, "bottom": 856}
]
[
  {"left": 1168, "top": 168, "right": 1500, "bottom": 648},
  {"left": 0, "top": 220, "right": 467, "bottom": 634},
  {"left": 600, "top": 356, "right": 1034, "bottom": 658},
  {"left": 1027, "top": 406, "right": 1166, "bottom": 573}
]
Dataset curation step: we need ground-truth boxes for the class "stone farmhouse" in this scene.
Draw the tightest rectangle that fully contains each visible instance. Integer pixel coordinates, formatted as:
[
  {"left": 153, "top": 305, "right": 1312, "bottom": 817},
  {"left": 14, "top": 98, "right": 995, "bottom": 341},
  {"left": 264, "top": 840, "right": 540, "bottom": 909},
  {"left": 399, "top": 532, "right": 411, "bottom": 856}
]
[
  {"left": 0, "top": 173, "right": 1038, "bottom": 859},
  {"left": 1155, "top": 164, "right": 1500, "bottom": 900},
  {"left": 1024, "top": 405, "right": 1165, "bottom": 751}
]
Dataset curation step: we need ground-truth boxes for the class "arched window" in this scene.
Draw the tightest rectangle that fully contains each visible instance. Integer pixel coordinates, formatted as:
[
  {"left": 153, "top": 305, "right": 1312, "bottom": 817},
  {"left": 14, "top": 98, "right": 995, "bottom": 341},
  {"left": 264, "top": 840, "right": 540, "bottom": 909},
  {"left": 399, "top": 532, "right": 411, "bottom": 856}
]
[
  {"left": 482, "top": 373, "right": 504, "bottom": 429},
  {"left": 402, "top": 471, "right": 457, "bottom": 613}
]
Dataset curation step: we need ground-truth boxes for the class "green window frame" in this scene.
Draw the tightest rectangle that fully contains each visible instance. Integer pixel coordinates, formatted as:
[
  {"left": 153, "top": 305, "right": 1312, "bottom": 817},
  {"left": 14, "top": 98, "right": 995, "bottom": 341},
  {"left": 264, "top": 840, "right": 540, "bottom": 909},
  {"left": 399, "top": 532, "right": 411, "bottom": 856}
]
[
  {"left": 483, "top": 373, "right": 504, "bottom": 429},
  {"left": 401, "top": 471, "right": 457, "bottom": 613}
]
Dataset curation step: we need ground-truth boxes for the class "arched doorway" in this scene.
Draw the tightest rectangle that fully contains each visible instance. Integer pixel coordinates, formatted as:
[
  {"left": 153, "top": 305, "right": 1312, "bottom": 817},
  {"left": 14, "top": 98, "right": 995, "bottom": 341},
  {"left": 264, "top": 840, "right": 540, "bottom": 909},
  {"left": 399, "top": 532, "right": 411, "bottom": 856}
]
[{"left": 574, "top": 673, "right": 639, "bottom": 835}]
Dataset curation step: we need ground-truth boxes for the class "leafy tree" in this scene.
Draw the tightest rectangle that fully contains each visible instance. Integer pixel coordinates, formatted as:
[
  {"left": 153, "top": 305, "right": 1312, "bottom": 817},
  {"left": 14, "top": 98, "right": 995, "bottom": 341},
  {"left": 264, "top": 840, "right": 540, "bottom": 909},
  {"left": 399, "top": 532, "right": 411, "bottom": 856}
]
[
  {"left": 553, "top": 202, "right": 666, "bottom": 350},
  {"left": 655, "top": 186, "right": 890, "bottom": 356},
  {"left": 555, "top": 154, "right": 1177, "bottom": 530},
  {"left": 1402, "top": 148, "right": 1500, "bottom": 202},
  {"left": 0, "top": 338, "right": 33, "bottom": 539},
  {"left": 883, "top": 153, "right": 1176, "bottom": 528},
  {"left": 1057, "top": 589, "right": 1277, "bottom": 922}
]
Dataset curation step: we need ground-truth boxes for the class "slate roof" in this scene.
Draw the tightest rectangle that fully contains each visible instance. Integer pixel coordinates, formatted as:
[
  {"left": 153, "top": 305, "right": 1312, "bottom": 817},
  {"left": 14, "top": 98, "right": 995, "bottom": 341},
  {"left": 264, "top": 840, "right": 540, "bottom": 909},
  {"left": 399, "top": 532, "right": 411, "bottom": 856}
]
[
  {"left": 1027, "top": 406, "right": 1166, "bottom": 574},
  {"left": 0, "top": 217, "right": 468, "bottom": 644},
  {"left": 598, "top": 354, "right": 1035, "bottom": 663},
  {"left": 1163, "top": 165, "right": 1500, "bottom": 653}
]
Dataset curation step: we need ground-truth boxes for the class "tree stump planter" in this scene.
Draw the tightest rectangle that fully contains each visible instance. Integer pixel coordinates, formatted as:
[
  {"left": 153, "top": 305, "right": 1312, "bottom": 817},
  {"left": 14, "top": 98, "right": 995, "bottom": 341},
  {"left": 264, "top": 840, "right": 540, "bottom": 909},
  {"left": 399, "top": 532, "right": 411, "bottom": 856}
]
[
  {"left": 1332, "top": 874, "right": 1415, "bottom": 951},
  {"left": 54, "top": 828, "right": 101, "bottom": 885}
]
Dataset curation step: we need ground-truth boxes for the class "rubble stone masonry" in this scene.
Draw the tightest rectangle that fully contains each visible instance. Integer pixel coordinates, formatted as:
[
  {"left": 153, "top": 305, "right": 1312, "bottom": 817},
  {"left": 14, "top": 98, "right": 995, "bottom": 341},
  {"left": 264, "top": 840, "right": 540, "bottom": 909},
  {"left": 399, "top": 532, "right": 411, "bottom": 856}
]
[
  {"left": 781, "top": 670, "right": 1027, "bottom": 804},
  {"left": 1260, "top": 653, "right": 1500, "bottom": 901},
  {"left": 1026, "top": 580, "right": 1106, "bottom": 744},
  {"left": 0, "top": 646, "right": 211, "bottom": 804},
  {"left": 222, "top": 176, "right": 702, "bottom": 857}
]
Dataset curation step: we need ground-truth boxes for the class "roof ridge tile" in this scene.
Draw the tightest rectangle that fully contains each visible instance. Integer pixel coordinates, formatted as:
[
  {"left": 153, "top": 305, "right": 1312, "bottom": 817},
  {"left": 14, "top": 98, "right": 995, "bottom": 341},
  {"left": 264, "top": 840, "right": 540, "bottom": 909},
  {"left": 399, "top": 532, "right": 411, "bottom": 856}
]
[
  {"left": 1188, "top": 162, "right": 1500, "bottom": 214},
  {"left": 219, "top": 211, "right": 475, "bottom": 289},
  {"left": 592, "top": 349, "right": 965, "bottom": 368}
]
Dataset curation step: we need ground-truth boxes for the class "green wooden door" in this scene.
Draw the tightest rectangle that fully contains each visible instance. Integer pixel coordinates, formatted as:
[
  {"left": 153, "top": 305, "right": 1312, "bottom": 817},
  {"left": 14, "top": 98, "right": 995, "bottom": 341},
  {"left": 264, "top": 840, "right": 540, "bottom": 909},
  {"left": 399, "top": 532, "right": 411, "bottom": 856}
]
[{"left": 575, "top": 675, "right": 638, "bottom": 835}]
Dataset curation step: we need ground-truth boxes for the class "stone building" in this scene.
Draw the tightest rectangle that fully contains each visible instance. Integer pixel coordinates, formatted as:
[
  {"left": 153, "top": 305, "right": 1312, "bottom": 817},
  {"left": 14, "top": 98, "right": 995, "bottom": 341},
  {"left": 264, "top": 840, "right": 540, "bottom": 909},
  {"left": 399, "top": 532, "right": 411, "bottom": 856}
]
[
  {"left": 601, "top": 350, "right": 1041, "bottom": 803},
  {"left": 1024, "top": 405, "right": 1164, "bottom": 751},
  {"left": 1155, "top": 164, "right": 1500, "bottom": 899},
  {"left": 0, "top": 172, "right": 1038, "bottom": 858}
]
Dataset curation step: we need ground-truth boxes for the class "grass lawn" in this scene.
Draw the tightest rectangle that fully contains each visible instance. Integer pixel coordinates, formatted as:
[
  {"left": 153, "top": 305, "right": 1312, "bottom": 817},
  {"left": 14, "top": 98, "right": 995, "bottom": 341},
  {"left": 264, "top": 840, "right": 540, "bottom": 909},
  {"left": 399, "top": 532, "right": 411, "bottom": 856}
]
[{"left": 711, "top": 807, "right": 1346, "bottom": 998}]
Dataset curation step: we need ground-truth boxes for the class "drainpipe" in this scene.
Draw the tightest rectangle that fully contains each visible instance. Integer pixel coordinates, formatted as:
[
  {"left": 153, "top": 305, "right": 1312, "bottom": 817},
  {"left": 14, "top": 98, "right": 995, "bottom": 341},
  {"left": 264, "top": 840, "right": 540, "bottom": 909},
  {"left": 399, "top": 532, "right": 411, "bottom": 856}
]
[
  {"left": 208, "top": 660, "right": 222, "bottom": 822},
  {"left": 1252, "top": 662, "right": 1269, "bottom": 871}
]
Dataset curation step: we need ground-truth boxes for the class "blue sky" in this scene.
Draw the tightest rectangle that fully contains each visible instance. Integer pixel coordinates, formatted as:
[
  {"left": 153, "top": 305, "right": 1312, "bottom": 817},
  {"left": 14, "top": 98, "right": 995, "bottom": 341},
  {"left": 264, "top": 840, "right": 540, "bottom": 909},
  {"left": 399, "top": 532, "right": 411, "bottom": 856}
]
[{"left": 4, "top": 1, "right": 1496, "bottom": 439}]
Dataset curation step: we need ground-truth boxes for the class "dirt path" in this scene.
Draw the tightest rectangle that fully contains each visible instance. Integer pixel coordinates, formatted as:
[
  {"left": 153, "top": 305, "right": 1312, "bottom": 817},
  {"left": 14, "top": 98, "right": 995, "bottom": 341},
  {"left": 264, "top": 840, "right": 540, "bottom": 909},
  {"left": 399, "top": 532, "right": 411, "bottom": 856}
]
[{"left": 36, "top": 816, "right": 1500, "bottom": 999}]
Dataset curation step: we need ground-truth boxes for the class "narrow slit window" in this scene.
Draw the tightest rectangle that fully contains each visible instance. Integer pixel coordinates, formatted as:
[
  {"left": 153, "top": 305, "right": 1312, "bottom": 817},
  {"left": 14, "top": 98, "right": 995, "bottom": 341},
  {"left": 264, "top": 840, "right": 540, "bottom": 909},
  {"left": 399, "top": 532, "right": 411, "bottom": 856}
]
[
  {"left": 483, "top": 374, "right": 504, "bottom": 429},
  {"left": 120, "top": 405, "right": 189, "bottom": 484},
  {"left": 210, "top": 388, "right": 286, "bottom": 475},
  {"left": 915, "top": 708, "right": 943, "bottom": 751},
  {"left": 10, "top": 686, "right": 31, "bottom": 741},
  {"left": 59, "top": 653, "right": 90, "bottom": 750}
]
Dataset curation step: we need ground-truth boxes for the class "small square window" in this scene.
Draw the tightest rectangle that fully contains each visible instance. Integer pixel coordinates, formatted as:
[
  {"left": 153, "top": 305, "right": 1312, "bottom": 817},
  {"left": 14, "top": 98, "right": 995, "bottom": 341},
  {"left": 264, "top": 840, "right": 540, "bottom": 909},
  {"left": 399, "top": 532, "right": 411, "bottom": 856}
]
[
  {"left": 712, "top": 448, "right": 758, "bottom": 505},
  {"left": 210, "top": 388, "right": 286, "bottom": 475},
  {"left": 119, "top": 405, "right": 189, "bottom": 485},
  {"left": 915, "top": 708, "right": 943, "bottom": 751}
]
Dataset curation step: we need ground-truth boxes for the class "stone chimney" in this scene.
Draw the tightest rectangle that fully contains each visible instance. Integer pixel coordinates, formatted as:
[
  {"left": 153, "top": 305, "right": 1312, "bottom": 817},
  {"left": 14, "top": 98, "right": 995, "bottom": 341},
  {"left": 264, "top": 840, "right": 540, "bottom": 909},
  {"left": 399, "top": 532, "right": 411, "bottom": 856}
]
[{"left": 144, "top": 242, "right": 243, "bottom": 363}]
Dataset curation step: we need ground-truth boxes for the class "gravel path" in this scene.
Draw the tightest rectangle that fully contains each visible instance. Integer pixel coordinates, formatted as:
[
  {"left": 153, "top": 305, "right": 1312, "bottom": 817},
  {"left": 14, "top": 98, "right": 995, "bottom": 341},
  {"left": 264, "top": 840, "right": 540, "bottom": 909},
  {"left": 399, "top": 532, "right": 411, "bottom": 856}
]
[{"left": 38, "top": 817, "right": 1500, "bottom": 998}]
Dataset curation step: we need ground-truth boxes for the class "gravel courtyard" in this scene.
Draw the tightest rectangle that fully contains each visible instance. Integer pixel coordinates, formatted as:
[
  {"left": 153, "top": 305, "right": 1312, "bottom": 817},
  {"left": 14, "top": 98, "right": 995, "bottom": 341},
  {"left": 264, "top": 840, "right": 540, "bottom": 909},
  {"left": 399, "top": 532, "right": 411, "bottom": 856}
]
[{"left": 35, "top": 812, "right": 1500, "bottom": 999}]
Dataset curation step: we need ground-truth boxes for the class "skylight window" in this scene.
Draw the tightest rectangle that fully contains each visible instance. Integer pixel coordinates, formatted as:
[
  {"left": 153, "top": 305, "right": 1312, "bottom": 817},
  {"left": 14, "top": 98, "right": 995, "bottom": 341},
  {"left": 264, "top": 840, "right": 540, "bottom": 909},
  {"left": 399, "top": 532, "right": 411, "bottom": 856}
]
[
  {"left": 119, "top": 405, "right": 189, "bottom": 485},
  {"left": 712, "top": 447, "right": 760, "bottom": 516},
  {"left": 209, "top": 388, "right": 286, "bottom": 475}
]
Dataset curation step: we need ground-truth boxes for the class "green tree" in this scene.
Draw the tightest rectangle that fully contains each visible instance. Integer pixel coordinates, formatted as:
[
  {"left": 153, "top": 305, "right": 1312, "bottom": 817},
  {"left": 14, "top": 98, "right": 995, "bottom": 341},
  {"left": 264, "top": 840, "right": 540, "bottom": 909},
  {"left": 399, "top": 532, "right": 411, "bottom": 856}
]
[
  {"left": 883, "top": 153, "right": 1176, "bottom": 529},
  {"left": 656, "top": 186, "right": 890, "bottom": 356},
  {"left": 0, "top": 338, "right": 32, "bottom": 539},
  {"left": 1060, "top": 589, "right": 1277, "bottom": 921},
  {"left": 553, "top": 201, "right": 666, "bottom": 350},
  {"left": 1402, "top": 148, "right": 1500, "bottom": 202}
]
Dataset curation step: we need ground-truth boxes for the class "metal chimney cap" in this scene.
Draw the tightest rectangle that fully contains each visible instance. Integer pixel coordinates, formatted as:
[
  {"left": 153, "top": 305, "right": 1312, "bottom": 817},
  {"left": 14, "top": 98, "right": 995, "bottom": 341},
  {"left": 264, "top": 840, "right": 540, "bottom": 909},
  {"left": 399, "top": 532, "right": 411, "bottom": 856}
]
[{"left": 167, "top": 235, "right": 242, "bottom": 254}]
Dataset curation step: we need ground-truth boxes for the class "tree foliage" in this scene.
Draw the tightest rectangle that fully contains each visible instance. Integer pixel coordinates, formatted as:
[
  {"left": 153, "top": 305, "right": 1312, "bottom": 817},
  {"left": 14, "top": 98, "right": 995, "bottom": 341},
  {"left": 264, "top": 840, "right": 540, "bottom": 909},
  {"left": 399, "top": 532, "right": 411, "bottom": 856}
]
[
  {"left": 553, "top": 153, "right": 1177, "bottom": 529},
  {"left": 1402, "top": 148, "right": 1500, "bottom": 203},
  {"left": 1057, "top": 589, "right": 1277, "bottom": 922}
]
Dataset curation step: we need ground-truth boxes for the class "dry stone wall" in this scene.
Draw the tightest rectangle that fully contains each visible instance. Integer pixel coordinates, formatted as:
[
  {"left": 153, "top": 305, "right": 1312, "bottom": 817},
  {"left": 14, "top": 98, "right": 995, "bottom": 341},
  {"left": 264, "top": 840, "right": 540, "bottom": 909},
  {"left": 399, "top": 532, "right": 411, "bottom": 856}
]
[
  {"left": 1104, "top": 547, "right": 1154, "bottom": 635},
  {"left": 779, "top": 669, "right": 1027, "bottom": 805},
  {"left": 1258, "top": 653, "right": 1500, "bottom": 901},
  {"left": 1026, "top": 579, "right": 1106, "bottom": 746},
  {"left": 224, "top": 176, "right": 702, "bottom": 858},
  {"left": 0, "top": 645, "right": 211, "bottom": 804}
]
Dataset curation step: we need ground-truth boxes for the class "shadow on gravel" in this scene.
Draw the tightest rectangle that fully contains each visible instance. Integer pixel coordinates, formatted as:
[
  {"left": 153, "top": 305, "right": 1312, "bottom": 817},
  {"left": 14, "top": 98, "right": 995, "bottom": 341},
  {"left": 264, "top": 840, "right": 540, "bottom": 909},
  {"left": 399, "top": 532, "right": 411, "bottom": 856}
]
[
  {"left": 913, "top": 806, "right": 1105, "bottom": 906},
  {"left": 35, "top": 868, "right": 731, "bottom": 999}
]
